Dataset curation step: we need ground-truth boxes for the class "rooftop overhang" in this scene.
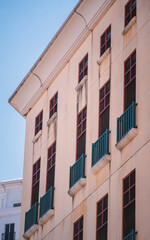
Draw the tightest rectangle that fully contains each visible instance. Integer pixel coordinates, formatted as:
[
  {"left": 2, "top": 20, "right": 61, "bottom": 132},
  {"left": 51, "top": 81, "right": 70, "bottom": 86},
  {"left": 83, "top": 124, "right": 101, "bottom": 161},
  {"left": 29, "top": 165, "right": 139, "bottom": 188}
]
[{"left": 9, "top": 0, "right": 115, "bottom": 117}]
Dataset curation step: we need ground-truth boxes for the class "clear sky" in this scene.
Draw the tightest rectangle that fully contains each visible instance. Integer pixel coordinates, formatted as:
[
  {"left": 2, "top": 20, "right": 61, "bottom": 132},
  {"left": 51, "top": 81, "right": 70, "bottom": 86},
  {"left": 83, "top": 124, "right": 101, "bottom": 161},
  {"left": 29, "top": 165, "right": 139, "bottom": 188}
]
[{"left": 0, "top": 0, "right": 79, "bottom": 181}]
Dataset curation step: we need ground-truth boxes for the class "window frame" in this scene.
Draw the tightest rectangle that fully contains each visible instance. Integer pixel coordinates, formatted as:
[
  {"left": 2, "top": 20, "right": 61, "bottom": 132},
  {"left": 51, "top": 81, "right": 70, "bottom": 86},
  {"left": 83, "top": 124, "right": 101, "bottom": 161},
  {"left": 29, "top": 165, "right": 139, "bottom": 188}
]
[
  {"left": 122, "top": 169, "right": 136, "bottom": 238},
  {"left": 49, "top": 92, "right": 58, "bottom": 118},
  {"left": 73, "top": 216, "right": 84, "bottom": 240},
  {"left": 35, "top": 110, "right": 43, "bottom": 136},
  {"left": 100, "top": 25, "right": 111, "bottom": 57},
  {"left": 96, "top": 194, "right": 108, "bottom": 240},
  {"left": 31, "top": 158, "right": 41, "bottom": 206},
  {"left": 46, "top": 141, "right": 56, "bottom": 192},
  {"left": 99, "top": 80, "right": 110, "bottom": 137},
  {"left": 124, "top": 50, "right": 136, "bottom": 111},
  {"left": 78, "top": 54, "right": 88, "bottom": 83},
  {"left": 125, "top": 0, "right": 136, "bottom": 27},
  {"left": 76, "top": 106, "right": 87, "bottom": 160}
]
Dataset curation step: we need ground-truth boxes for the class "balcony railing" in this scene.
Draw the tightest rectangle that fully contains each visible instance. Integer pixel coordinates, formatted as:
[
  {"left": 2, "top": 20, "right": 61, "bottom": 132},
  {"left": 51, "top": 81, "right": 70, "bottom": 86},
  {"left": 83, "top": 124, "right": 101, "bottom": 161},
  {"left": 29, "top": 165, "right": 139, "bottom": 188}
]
[
  {"left": 24, "top": 202, "right": 38, "bottom": 234},
  {"left": 117, "top": 102, "right": 137, "bottom": 143},
  {"left": 1, "top": 232, "right": 15, "bottom": 240},
  {"left": 69, "top": 153, "right": 86, "bottom": 189},
  {"left": 91, "top": 129, "right": 110, "bottom": 167},
  {"left": 39, "top": 186, "right": 54, "bottom": 219},
  {"left": 122, "top": 230, "right": 135, "bottom": 240}
]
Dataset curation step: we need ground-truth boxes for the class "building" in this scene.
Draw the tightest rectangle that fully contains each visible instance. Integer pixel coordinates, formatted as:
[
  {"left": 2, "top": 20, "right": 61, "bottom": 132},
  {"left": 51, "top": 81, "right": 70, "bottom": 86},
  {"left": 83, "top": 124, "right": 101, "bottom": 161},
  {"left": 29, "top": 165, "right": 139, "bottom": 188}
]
[
  {"left": 9, "top": 0, "right": 150, "bottom": 239},
  {"left": 0, "top": 179, "right": 22, "bottom": 240}
]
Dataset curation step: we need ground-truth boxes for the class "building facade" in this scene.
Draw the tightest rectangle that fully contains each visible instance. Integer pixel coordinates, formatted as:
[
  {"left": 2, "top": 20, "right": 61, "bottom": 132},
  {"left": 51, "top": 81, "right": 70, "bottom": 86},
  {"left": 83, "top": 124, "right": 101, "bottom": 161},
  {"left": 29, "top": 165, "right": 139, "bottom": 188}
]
[
  {"left": 9, "top": 0, "right": 150, "bottom": 239},
  {"left": 0, "top": 179, "right": 22, "bottom": 240}
]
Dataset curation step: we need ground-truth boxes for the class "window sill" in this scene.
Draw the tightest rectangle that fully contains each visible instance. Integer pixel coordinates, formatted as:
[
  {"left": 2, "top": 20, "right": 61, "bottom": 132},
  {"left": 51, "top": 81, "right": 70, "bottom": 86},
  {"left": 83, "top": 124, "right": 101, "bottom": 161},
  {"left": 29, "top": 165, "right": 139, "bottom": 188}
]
[
  {"left": 32, "top": 130, "right": 42, "bottom": 143},
  {"left": 39, "top": 209, "right": 54, "bottom": 226},
  {"left": 97, "top": 47, "right": 110, "bottom": 65},
  {"left": 46, "top": 112, "right": 57, "bottom": 127},
  {"left": 91, "top": 154, "right": 110, "bottom": 174},
  {"left": 75, "top": 75, "right": 88, "bottom": 91},
  {"left": 116, "top": 128, "right": 138, "bottom": 151},
  {"left": 122, "top": 16, "right": 137, "bottom": 35},
  {"left": 23, "top": 224, "right": 39, "bottom": 239},
  {"left": 68, "top": 178, "right": 86, "bottom": 197}
]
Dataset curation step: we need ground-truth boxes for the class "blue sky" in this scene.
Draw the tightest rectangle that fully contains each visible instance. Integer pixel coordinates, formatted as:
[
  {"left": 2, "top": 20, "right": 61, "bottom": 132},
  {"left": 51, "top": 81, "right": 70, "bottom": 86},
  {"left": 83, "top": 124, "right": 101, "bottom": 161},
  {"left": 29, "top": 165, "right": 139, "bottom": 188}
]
[{"left": 0, "top": 0, "right": 79, "bottom": 181}]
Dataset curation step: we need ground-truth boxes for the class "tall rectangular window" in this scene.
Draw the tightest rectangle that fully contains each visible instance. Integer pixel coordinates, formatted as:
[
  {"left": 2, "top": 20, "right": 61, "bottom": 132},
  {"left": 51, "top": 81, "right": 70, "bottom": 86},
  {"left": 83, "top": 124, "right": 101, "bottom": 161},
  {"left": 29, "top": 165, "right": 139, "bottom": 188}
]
[
  {"left": 46, "top": 142, "right": 56, "bottom": 191},
  {"left": 100, "top": 26, "right": 111, "bottom": 56},
  {"left": 35, "top": 111, "right": 43, "bottom": 135},
  {"left": 73, "top": 216, "right": 83, "bottom": 240},
  {"left": 31, "top": 158, "right": 40, "bottom": 206},
  {"left": 123, "top": 170, "right": 135, "bottom": 237},
  {"left": 77, "top": 106, "right": 87, "bottom": 160},
  {"left": 125, "top": 0, "right": 136, "bottom": 27},
  {"left": 50, "top": 92, "right": 58, "bottom": 118},
  {"left": 5, "top": 224, "right": 15, "bottom": 240},
  {"left": 97, "top": 195, "right": 108, "bottom": 240},
  {"left": 124, "top": 50, "right": 136, "bottom": 110},
  {"left": 79, "top": 54, "right": 88, "bottom": 83},
  {"left": 99, "top": 80, "right": 110, "bottom": 136}
]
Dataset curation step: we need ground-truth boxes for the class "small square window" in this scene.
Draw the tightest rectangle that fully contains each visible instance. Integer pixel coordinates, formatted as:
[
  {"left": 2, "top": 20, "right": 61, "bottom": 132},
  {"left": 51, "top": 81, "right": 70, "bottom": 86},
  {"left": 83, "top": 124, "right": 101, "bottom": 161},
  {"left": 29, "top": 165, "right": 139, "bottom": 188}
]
[
  {"left": 50, "top": 92, "right": 58, "bottom": 118},
  {"left": 125, "top": 0, "right": 136, "bottom": 27},
  {"left": 35, "top": 111, "right": 43, "bottom": 136},
  {"left": 79, "top": 54, "right": 88, "bottom": 83},
  {"left": 100, "top": 26, "right": 111, "bottom": 56}
]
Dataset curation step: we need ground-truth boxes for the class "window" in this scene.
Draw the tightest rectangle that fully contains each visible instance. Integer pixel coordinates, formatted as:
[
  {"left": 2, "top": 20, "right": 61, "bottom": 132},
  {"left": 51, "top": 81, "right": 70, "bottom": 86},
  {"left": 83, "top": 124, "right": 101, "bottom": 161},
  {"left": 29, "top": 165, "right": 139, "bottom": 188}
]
[
  {"left": 125, "top": 0, "right": 136, "bottom": 27},
  {"left": 100, "top": 26, "right": 111, "bottom": 56},
  {"left": 13, "top": 203, "right": 21, "bottom": 207},
  {"left": 124, "top": 50, "right": 136, "bottom": 110},
  {"left": 46, "top": 142, "right": 56, "bottom": 191},
  {"left": 31, "top": 158, "right": 40, "bottom": 206},
  {"left": 77, "top": 106, "right": 87, "bottom": 160},
  {"left": 97, "top": 195, "right": 108, "bottom": 240},
  {"left": 4, "top": 223, "right": 15, "bottom": 240},
  {"left": 123, "top": 170, "right": 135, "bottom": 237},
  {"left": 73, "top": 216, "right": 83, "bottom": 240},
  {"left": 50, "top": 92, "right": 58, "bottom": 118},
  {"left": 35, "top": 111, "right": 43, "bottom": 135},
  {"left": 79, "top": 54, "right": 88, "bottom": 83},
  {"left": 99, "top": 80, "right": 110, "bottom": 136}
]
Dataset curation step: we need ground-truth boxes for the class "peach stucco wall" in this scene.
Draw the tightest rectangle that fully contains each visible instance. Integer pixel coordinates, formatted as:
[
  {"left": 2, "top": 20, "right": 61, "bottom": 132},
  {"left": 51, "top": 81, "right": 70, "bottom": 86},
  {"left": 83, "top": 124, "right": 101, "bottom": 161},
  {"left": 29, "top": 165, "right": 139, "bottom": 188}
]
[{"left": 19, "top": 0, "right": 150, "bottom": 239}]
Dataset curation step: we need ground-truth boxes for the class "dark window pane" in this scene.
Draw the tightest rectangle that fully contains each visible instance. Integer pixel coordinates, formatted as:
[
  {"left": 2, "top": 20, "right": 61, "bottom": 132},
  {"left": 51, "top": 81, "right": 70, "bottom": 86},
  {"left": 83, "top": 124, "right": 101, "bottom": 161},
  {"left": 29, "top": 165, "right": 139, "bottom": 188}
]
[
  {"left": 124, "top": 177, "right": 129, "bottom": 192},
  {"left": 123, "top": 202, "right": 135, "bottom": 237},
  {"left": 100, "top": 88, "right": 104, "bottom": 100},
  {"left": 106, "top": 95, "right": 110, "bottom": 106},
  {"left": 104, "top": 196, "right": 108, "bottom": 209},
  {"left": 98, "top": 201, "right": 102, "bottom": 214},
  {"left": 130, "top": 186, "right": 135, "bottom": 201},
  {"left": 130, "top": 171, "right": 135, "bottom": 186},
  {"left": 97, "top": 224, "right": 107, "bottom": 240},
  {"left": 124, "top": 191, "right": 129, "bottom": 206},
  {"left": 103, "top": 209, "right": 108, "bottom": 223},
  {"left": 100, "top": 101, "right": 104, "bottom": 112},
  {"left": 97, "top": 215, "right": 102, "bottom": 228},
  {"left": 100, "top": 107, "right": 109, "bottom": 135}
]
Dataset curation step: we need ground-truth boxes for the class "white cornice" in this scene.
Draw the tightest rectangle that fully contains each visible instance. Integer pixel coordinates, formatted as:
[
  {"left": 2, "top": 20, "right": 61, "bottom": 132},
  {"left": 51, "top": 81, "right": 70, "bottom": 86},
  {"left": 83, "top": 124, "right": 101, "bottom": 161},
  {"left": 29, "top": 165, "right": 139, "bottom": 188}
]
[{"left": 9, "top": 0, "right": 115, "bottom": 117}]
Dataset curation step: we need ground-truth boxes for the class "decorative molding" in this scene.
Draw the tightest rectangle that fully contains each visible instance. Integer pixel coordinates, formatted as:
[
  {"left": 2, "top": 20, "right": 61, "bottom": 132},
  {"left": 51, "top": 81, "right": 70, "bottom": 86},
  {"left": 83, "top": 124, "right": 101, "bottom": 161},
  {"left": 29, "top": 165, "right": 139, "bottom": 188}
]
[
  {"left": 46, "top": 112, "right": 57, "bottom": 127},
  {"left": 68, "top": 178, "right": 86, "bottom": 197},
  {"left": 91, "top": 154, "right": 111, "bottom": 174},
  {"left": 32, "top": 130, "right": 42, "bottom": 143},
  {"left": 97, "top": 47, "right": 110, "bottom": 65},
  {"left": 116, "top": 128, "right": 138, "bottom": 151},
  {"left": 75, "top": 75, "right": 88, "bottom": 91},
  {"left": 122, "top": 16, "right": 137, "bottom": 35}
]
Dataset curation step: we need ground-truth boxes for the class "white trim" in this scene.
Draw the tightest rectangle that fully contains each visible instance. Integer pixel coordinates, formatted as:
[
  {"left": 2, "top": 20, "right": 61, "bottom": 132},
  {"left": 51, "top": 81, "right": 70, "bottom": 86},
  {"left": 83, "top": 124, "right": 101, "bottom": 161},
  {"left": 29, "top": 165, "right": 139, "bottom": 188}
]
[
  {"left": 91, "top": 154, "right": 111, "bottom": 174},
  {"left": 116, "top": 128, "right": 138, "bottom": 151},
  {"left": 122, "top": 16, "right": 136, "bottom": 35},
  {"left": 75, "top": 75, "right": 88, "bottom": 91},
  {"left": 32, "top": 130, "right": 42, "bottom": 143},
  {"left": 97, "top": 47, "right": 110, "bottom": 65},
  {"left": 46, "top": 112, "right": 57, "bottom": 127},
  {"left": 68, "top": 178, "right": 86, "bottom": 197}
]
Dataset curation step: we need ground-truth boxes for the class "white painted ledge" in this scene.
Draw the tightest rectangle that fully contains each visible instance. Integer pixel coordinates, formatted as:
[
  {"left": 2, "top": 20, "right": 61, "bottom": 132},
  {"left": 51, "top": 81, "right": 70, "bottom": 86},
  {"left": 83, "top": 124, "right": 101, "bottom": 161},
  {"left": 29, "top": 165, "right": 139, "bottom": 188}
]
[
  {"left": 91, "top": 154, "right": 111, "bottom": 174},
  {"left": 46, "top": 112, "right": 57, "bottom": 127},
  {"left": 97, "top": 47, "right": 110, "bottom": 65},
  {"left": 116, "top": 128, "right": 138, "bottom": 151},
  {"left": 68, "top": 178, "right": 86, "bottom": 197},
  {"left": 39, "top": 209, "right": 54, "bottom": 226},
  {"left": 122, "top": 16, "right": 137, "bottom": 35},
  {"left": 32, "top": 130, "right": 42, "bottom": 143},
  {"left": 75, "top": 75, "right": 87, "bottom": 91},
  {"left": 23, "top": 224, "right": 39, "bottom": 239}
]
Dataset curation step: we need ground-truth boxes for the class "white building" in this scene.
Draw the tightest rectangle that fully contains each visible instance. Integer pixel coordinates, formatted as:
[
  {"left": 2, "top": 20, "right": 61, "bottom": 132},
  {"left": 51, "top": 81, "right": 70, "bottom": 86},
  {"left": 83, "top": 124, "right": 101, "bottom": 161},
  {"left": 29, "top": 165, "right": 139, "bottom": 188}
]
[{"left": 0, "top": 179, "right": 22, "bottom": 240}]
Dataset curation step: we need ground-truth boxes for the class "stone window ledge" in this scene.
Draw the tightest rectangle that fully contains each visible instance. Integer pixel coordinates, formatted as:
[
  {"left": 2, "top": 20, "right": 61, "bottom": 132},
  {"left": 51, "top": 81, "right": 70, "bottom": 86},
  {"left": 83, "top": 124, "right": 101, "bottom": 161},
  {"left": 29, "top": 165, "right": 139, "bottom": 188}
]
[
  {"left": 91, "top": 154, "right": 111, "bottom": 174},
  {"left": 39, "top": 209, "right": 54, "bottom": 226},
  {"left": 75, "top": 75, "right": 87, "bottom": 91},
  {"left": 32, "top": 130, "right": 42, "bottom": 143},
  {"left": 97, "top": 48, "right": 110, "bottom": 65},
  {"left": 46, "top": 112, "right": 57, "bottom": 127},
  {"left": 122, "top": 16, "right": 137, "bottom": 35},
  {"left": 23, "top": 224, "right": 39, "bottom": 239},
  {"left": 116, "top": 128, "right": 138, "bottom": 151},
  {"left": 68, "top": 178, "right": 86, "bottom": 197}
]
